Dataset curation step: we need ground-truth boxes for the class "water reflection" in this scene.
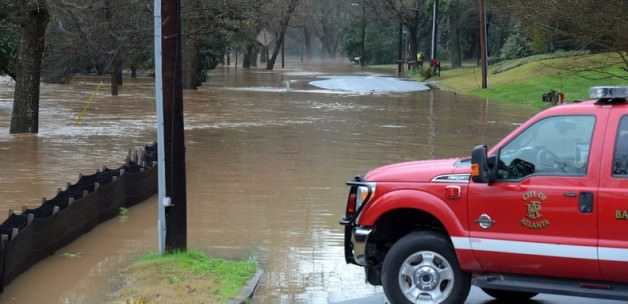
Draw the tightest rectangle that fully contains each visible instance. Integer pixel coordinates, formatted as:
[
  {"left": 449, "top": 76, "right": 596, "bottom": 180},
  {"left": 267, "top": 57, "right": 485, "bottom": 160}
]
[{"left": 0, "top": 65, "right": 535, "bottom": 303}]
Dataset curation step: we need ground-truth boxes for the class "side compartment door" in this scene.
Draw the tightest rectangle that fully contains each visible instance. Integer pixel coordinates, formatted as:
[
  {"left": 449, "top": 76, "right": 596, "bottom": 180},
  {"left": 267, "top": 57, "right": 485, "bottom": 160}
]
[
  {"left": 599, "top": 111, "right": 628, "bottom": 283},
  {"left": 467, "top": 114, "right": 604, "bottom": 281}
]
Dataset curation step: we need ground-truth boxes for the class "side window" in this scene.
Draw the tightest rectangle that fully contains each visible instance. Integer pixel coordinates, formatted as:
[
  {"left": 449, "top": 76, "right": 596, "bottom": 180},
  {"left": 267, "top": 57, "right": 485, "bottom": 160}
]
[
  {"left": 613, "top": 116, "right": 628, "bottom": 176},
  {"left": 497, "top": 116, "right": 596, "bottom": 180}
]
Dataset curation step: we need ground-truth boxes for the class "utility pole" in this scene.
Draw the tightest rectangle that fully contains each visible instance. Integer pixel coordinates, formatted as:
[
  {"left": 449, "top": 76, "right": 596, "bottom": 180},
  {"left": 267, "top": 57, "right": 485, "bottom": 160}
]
[
  {"left": 360, "top": 0, "right": 366, "bottom": 68},
  {"left": 162, "top": 0, "right": 188, "bottom": 251},
  {"left": 398, "top": 20, "right": 404, "bottom": 76},
  {"left": 414, "top": 0, "right": 420, "bottom": 60},
  {"left": 479, "top": 0, "right": 488, "bottom": 88},
  {"left": 431, "top": 0, "right": 439, "bottom": 60}
]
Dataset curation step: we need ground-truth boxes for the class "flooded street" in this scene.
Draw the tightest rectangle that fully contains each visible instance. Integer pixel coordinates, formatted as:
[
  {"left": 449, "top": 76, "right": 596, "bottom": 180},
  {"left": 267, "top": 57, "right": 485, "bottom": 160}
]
[{"left": 0, "top": 64, "right": 536, "bottom": 303}]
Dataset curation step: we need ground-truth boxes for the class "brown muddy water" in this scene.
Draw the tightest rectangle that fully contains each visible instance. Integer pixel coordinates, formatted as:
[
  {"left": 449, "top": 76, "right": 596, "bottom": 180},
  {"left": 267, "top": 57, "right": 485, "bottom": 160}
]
[{"left": 0, "top": 65, "right": 535, "bottom": 303}]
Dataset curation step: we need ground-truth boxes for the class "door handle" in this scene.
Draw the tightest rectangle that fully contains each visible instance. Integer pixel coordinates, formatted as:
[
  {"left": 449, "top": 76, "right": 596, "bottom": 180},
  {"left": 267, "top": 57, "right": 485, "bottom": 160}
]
[
  {"left": 563, "top": 192, "right": 577, "bottom": 198},
  {"left": 579, "top": 192, "right": 594, "bottom": 214}
]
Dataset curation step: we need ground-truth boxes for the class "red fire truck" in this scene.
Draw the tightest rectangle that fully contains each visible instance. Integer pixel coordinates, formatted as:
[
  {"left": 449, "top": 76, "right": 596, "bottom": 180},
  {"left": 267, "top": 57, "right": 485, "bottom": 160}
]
[{"left": 341, "top": 87, "right": 628, "bottom": 303}]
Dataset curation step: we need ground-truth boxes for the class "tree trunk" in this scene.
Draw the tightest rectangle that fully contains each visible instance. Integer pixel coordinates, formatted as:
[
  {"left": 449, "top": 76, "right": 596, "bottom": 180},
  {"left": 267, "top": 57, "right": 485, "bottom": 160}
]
[
  {"left": 182, "top": 0, "right": 202, "bottom": 90},
  {"left": 183, "top": 39, "right": 201, "bottom": 89},
  {"left": 10, "top": 1, "right": 50, "bottom": 134},
  {"left": 111, "top": 60, "right": 119, "bottom": 96},
  {"left": 131, "top": 65, "right": 137, "bottom": 78},
  {"left": 116, "top": 60, "right": 123, "bottom": 86},
  {"left": 260, "top": 47, "right": 268, "bottom": 63},
  {"left": 95, "top": 63, "right": 105, "bottom": 75},
  {"left": 250, "top": 46, "right": 258, "bottom": 67},
  {"left": 448, "top": 0, "right": 463, "bottom": 68},
  {"left": 303, "top": 26, "right": 312, "bottom": 60},
  {"left": 408, "top": 26, "right": 418, "bottom": 65},
  {"left": 233, "top": 49, "right": 240, "bottom": 69},
  {"left": 408, "top": 0, "right": 422, "bottom": 68},
  {"left": 327, "top": 40, "right": 338, "bottom": 59},
  {"left": 243, "top": 44, "right": 254, "bottom": 69},
  {"left": 267, "top": 0, "right": 300, "bottom": 70},
  {"left": 618, "top": 51, "right": 628, "bottom": 71}
]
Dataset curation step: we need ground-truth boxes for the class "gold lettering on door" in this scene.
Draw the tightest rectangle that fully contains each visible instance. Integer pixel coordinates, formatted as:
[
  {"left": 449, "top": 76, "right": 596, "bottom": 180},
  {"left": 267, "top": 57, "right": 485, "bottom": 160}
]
[
  {"left": 616, "top": 210, "right": 628, "bottom": 220},
  {"left": 521, "top": 191, "right": 550, "bottom": 229}
]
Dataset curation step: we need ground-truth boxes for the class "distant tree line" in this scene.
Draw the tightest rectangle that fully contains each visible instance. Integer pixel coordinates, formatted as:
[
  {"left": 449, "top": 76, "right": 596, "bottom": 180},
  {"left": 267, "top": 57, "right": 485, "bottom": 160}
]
[
  {"left": 341, "top": 0, "right": 628, "bottom": 70},
  {"left": 0, "top": 0, "right": 304, "bottom": 133},
  {"left": 1, "top": 0, "right": 625, "bottom": 134}
]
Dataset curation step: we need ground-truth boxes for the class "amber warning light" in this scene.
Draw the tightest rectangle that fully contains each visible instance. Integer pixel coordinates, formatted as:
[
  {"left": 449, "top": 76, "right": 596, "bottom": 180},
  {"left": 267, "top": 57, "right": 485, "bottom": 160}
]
[{"left": 471, "top": 163, "right": 481, "bottom": 177}]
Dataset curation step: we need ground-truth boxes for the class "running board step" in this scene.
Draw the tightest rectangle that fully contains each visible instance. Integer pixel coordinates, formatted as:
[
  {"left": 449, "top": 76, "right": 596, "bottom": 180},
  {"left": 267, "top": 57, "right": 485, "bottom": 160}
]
[{"left": 473, "top": 274, "right": 628, "bottom": 301}]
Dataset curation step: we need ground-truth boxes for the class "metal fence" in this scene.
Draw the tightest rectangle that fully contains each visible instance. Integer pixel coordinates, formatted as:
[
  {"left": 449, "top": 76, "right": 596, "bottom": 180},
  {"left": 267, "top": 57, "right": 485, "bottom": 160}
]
[{"left": 0, "top": 143, "right": 158, "bottom": 290}]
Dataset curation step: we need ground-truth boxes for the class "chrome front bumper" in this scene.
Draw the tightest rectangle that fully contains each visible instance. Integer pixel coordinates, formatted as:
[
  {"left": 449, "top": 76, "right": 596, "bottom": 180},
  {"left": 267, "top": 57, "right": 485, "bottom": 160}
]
[{"left": 350, "top": 227, "right": 372, "bottom": 266}]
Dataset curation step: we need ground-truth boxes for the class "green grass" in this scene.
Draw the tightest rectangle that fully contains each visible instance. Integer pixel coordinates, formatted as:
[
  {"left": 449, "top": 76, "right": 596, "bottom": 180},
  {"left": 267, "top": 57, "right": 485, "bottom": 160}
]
[
  {"left": 136, "top": 250, "right": 257, "bottom": 301},
  {"left": 417, "top": 53, "right": 628, "bottom": 108},
  {"left": 490, "top": 50, "right": 590, "bottom": 74}
]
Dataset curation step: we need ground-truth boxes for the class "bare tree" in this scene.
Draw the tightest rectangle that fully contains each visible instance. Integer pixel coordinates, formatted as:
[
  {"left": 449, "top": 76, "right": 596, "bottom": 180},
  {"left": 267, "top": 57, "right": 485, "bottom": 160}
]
[
  {"left": 382, "top": 0, "right": 428, "bottom": 64},
  {"left": 306, "top": 0, "right": 352, "bottom": 59},
  {"left": 47, "top": 0, "right": 152, "bottom": 94},
  {"left": 266, "top": 0, "right": 300, "bottom": 70}
]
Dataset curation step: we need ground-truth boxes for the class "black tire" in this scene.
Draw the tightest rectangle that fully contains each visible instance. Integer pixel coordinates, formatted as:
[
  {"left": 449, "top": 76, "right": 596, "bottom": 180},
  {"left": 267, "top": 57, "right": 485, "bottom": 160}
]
[
  {"left": 482, "top": 288, "right": 538, "bottom": 302},
  {"left": 381, "top": 231, "right": 471, "bottom": 304}
]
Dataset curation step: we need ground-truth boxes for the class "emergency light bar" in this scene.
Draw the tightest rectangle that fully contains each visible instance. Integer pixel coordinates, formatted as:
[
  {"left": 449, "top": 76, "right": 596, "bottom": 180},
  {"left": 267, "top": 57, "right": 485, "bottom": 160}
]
[{"left": 590, "top": 86, "right": 628, "bottom": 102}]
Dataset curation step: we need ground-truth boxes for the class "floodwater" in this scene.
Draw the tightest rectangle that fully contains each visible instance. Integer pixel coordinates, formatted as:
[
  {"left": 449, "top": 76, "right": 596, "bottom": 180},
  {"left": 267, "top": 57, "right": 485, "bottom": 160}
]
[{"left": 0, "top": 64, "right": 535, "bottom": 303}]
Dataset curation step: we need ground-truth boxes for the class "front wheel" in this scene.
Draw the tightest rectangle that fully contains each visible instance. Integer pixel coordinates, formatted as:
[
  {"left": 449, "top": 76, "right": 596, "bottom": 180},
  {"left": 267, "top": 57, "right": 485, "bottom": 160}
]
[
  {"left": 382, "top": 231, "right": 470, "bottom": 304},
  {"left": 482, "top": 288, "right": 538, "bottom": 301}
]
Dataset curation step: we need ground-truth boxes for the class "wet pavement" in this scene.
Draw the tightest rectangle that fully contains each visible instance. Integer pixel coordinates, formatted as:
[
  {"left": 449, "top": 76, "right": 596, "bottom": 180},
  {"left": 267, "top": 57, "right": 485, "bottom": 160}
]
[
  {"left": 331, "top": 287, "right": 626, "bottom": 304},
  {"left": 0, "top": 64, "right": 548, "bottom": 303}
]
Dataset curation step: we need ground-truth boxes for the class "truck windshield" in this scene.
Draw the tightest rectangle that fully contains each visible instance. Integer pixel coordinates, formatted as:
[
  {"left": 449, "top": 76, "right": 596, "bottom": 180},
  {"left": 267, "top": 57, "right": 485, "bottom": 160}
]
[{"left": 498, "top": 115, "right": 595, "bottom": 180}]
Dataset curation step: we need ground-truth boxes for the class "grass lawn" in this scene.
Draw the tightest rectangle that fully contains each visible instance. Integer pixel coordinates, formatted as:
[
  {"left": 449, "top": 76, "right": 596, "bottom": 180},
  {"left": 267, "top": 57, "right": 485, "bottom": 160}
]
[
  {"left": 416, "top": 53, "right": 628, "bottom": 108},
  {"left": 109, "top": 251, "right": 257, "bottom": 304}
]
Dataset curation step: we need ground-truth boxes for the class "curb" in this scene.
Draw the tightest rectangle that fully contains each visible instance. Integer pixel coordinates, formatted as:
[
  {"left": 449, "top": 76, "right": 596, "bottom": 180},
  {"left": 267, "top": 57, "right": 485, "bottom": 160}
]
[{"left": 229, "top": 269, "right": 264, "bottom": 304}]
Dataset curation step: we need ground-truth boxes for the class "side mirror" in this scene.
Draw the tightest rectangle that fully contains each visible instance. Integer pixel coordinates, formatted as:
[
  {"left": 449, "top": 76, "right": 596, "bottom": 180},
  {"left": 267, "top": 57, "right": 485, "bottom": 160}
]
[{"left": 471, "top": 145, "right": 490, "bottom": 183}]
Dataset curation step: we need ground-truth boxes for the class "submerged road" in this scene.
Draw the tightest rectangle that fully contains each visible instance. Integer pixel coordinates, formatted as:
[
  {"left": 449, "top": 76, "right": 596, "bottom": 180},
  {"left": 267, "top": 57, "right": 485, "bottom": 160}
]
[{"left": 0, "top": 63, "right": 579, "bottom": 303}]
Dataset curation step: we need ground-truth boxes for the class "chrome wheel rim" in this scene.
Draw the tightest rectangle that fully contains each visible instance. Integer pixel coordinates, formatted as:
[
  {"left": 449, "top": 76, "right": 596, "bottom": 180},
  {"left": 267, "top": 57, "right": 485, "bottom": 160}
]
[{"left": 397, "top": 251, "right": 454, "bottom": 304}]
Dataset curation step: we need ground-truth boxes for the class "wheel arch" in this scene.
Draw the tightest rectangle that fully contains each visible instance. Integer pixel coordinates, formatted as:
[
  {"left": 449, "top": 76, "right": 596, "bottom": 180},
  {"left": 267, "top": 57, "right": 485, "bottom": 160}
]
[{"left": 359, "top": 189, "right": 466, "bottom": 237}]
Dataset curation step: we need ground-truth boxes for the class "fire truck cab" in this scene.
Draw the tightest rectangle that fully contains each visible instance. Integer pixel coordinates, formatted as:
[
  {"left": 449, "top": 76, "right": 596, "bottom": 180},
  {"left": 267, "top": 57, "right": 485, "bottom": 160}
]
[{"left": 341, "top": 87, "right": 628, "bottom": 304}]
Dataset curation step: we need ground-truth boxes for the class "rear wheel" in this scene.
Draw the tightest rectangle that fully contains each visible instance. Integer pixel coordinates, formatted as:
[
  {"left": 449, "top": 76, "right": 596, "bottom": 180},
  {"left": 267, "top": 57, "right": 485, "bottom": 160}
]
[
  {"left": 382, "top": 231, "right": 470, "bottom": 304},
  {"left": 482, "top": 288, "right": 538, "bottom": 301}
]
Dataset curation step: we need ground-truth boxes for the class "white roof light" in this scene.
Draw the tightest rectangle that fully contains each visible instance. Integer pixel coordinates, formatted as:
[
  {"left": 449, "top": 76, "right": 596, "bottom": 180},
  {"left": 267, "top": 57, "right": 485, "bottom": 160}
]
[{"left": 590, "top": 86, "right": 628, "bottom": 100}]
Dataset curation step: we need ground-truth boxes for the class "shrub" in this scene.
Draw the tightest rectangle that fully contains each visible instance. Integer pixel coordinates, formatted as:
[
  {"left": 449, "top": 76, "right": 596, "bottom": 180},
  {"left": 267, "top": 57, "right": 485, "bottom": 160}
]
[{"left": 499, "top": 22, "right": 532, "bottom": 60}]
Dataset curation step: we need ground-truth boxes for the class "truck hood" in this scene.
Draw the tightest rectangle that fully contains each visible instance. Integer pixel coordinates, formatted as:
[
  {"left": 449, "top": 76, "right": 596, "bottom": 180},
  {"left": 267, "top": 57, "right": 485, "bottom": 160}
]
[{"left": 365, "top": 158, "right": 470, "bottom": 182}]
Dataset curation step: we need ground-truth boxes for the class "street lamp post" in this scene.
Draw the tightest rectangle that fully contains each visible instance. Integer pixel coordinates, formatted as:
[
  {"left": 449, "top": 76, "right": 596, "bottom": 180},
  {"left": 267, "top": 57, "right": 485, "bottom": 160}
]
[
  {"left": 352, "top": 1, "right": 367, "bottom": 68},
  {"left": 153, "top": 0, "right": 166, "bottom": 254},
  {"left": 431, "top": 0, "right": 439, "bottom": 60}
]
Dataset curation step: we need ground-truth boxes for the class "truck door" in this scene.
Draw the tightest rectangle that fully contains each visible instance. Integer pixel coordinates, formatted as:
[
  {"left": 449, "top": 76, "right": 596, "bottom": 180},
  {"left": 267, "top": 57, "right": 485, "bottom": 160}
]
[
  {"left": 468, "top": 113, "right": 606, "bottom": 281},
  {"left": 598, "top": 110, "right": 628, "bottom": 283}
]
